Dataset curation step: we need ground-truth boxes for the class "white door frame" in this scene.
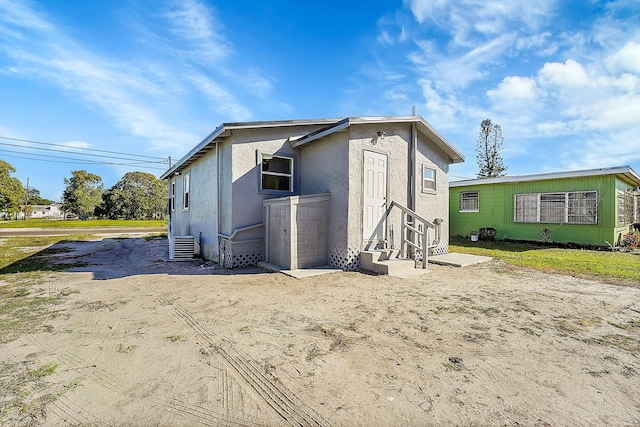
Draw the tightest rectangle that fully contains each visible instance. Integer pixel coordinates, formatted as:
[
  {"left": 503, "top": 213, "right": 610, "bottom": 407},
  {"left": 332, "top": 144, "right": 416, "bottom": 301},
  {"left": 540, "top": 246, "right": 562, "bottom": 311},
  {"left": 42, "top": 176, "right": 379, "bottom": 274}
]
[{"left": 362, "top": 150, "right": 388, "bottom": 247}]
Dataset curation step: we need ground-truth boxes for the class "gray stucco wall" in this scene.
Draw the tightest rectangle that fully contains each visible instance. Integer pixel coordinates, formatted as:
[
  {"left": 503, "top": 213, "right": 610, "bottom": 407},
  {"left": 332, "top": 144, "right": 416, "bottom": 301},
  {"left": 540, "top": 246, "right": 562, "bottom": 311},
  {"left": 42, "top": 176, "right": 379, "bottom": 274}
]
[
  {"left": 298, "top": 132, "right": 350, "bottom": 262},
  {"left": 168, "top": 145, "right": 219, "bottom": 260},
  {"left": 415, "top": 132, "right": 452, "bottom": 250},
  {"left": 228, "top": 128, "right": 302, "bottom": 239},
  {"left": 346, "top": 123, "right": 412, "bottom": 252}
]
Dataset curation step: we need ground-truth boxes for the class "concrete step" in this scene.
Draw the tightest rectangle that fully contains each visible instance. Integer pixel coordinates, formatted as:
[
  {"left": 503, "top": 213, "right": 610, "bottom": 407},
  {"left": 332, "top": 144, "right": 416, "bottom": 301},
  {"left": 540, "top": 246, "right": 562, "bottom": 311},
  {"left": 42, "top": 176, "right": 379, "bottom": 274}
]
[
  {"left": 360, "top": 249, "right": 396, "bottom": 272},
  {"left": 360, "top": 250, "right": 418, "bottom": 275},
  {"left": 372, "top": 258, "right": 416, "bottom": 275}
]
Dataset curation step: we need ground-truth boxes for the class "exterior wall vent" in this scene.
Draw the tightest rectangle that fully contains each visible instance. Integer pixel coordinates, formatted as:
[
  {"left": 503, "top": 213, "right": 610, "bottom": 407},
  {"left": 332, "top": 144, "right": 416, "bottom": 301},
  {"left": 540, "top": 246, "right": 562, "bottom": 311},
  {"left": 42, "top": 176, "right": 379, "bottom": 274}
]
[{"left": 170, "top": 235, "right": 195, "bottom": 260}]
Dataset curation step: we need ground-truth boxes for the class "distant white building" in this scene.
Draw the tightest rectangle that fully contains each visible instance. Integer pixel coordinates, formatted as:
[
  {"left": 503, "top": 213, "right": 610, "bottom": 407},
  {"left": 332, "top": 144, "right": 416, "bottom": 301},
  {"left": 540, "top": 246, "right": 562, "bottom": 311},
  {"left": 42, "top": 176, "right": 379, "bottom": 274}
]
[{"left": 29, "top": 204, "right": 64, "bottom": 219}]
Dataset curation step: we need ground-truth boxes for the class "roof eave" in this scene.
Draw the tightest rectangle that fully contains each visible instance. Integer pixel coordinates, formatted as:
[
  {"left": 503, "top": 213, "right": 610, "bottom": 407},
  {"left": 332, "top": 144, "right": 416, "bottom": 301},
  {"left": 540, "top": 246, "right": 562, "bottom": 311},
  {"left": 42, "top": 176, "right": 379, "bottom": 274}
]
[
  {"left": 160, "top": 125, "right": 228, "bottom": 180},
  {"left": 450, "top": 166, "right": 640, "bottom": 187},
  {"left": 291, "top": 115, "right": 465, "bottom": 164}
]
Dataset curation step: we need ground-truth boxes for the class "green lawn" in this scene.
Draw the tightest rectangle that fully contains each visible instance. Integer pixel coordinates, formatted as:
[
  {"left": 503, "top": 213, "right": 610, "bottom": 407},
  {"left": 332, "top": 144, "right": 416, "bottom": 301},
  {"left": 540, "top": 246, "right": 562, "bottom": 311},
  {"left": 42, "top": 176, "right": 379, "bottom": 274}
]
[
  {"left": 450, "top": 237, "right": 640, "bottom": 285},
  {"left": 0, "top": 219, "right": 166, "bottom": 229}
]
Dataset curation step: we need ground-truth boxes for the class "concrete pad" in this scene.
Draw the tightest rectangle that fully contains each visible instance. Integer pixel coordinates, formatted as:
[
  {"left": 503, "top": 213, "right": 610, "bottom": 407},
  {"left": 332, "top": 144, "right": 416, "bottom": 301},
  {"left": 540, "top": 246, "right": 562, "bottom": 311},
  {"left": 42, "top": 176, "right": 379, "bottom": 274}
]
[
  {"left": 428, "top": 252, "right": 492, "bottom": 267},
  {"left": 257, "top": 262, "right": 342, "bottom": 279},
  {"left": 388, "top": 267, "right": 431, "bottom": 279}
]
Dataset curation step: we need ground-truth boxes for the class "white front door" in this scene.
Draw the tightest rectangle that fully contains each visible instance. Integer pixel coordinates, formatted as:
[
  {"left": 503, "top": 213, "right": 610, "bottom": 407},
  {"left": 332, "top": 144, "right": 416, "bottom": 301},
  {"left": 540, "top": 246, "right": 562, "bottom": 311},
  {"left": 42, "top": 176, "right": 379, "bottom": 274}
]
[{"left": 363, "top": 150, "right": 388, "bottom": 244}]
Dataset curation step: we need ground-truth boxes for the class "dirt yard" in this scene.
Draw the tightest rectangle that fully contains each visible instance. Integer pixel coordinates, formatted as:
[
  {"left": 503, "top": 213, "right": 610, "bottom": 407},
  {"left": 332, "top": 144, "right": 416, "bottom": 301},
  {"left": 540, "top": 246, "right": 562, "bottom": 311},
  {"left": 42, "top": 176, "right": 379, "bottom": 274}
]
[{"left": 1, "top": 236, "right": 639, "bottom": 426}]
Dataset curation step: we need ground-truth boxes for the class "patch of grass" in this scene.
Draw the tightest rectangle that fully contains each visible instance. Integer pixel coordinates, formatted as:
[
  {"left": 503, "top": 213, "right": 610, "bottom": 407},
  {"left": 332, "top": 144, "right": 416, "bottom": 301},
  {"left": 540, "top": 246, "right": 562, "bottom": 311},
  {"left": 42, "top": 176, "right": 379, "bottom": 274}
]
[
  {"left": 0, "top": 282, "right": 74, "bottom": 344},
  {"left": 584, "top": 334, "right": 640, "bottom": 354},
  {"left": 450, "top": 237, "right": 640, "bottom": 285},
  {"left": 0, "top": 236, "right": 93, "bottom": 274},
  {"left": 0, "top": 219, "right": 166, "bottom": 229},
  {"left": 166, "top": 335, "right": 183, "bottom": 343},
  {"left": 27, "top": 362, "right": 58, "bottom": 379},
  {"left": 309, "top": 324, "right": 352, "bottom": 351},
  {"left": 0, "top": 360, "right": 75, "bottom": 425}
]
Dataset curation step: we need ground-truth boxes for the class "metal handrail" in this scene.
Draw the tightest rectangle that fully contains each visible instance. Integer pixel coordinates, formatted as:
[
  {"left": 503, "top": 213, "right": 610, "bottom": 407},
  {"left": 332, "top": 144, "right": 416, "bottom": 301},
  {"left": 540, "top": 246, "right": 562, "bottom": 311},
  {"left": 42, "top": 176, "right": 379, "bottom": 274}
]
[{"left": 389, "top": 201, "right": 436, "bottom": 269}]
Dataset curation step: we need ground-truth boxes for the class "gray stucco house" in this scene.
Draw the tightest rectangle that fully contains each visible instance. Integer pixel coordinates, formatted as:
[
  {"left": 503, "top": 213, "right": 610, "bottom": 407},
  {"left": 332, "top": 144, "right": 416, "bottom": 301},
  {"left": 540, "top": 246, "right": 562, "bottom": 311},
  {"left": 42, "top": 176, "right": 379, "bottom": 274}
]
[{"left": 160, "top": 116, "right": 464, "bottom": 271}]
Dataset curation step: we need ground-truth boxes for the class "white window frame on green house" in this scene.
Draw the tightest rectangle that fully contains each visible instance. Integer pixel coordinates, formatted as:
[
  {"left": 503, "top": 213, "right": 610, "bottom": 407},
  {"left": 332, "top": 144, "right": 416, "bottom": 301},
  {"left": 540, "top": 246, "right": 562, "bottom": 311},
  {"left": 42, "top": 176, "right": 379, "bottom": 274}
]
[
  {"left": 514, "top": 191, "right": 598, "bottom": 225},
  {"left": 421, "top": 165, "right": 436, "bottom": 193},
  {"left": 183, "top": 172, "right": 190, "bottom": 210},
  {"left": 259, "top": 152, "right": 294, "bottom": 194},
  {"left": 616, "top": 190, "right": 625, "bottom": 226},
  {"left": 459, "top": 191, "right": 479, "bottom": 212}
]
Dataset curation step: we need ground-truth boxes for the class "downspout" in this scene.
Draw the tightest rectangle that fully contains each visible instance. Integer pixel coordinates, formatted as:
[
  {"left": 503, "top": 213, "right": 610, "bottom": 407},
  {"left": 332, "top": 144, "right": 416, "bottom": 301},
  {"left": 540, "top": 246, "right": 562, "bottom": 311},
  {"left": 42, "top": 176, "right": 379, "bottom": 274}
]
[
  {"left": 216, "top": 142, "right": 222, "bottom": 264},
  {"left": 410, "top": 120, "right": 417, "bottom": 211},
  {"left": 407, "top": 116, "right": 418, "bottom": 256}
]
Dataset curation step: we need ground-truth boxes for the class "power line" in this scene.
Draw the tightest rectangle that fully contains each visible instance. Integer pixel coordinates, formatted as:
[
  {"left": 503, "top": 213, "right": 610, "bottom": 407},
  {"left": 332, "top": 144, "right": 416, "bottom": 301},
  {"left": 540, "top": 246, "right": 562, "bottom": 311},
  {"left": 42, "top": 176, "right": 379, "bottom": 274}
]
[
  {"left": 0, "top": 152, "right": 168, "bottom": 171},
  {"left": 0, "top": 136, "right": 168, "bottom": 161},
  {"left": 0, "top": 140, "right": 168, "bottom": 164}
]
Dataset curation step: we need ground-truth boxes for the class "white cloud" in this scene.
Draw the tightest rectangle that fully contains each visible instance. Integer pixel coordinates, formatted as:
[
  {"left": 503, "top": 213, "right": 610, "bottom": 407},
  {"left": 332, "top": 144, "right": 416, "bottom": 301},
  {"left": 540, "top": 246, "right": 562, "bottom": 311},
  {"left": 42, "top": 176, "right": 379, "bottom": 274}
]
[
  {"left": 410, "top": 33, "right": 515, "bottom": 90},
  {"left": 0, "top": 0, "right": 278, "bottom": 155},
  {"left": 514, "top": 32, "right": 558, "bottom": 56},
  {"left": 163, "top": 0, "right": 230, "bottom": 62},
  {"left": 188, "top": 74, "right": 251, "bottom": 120},
  {"left": 538, "top": 59, "right": 589, "bottom": 88},
  {"left": 404, "top": 0, "right": 554, "bottom": 41},
  {"left": 417, "top": 79, "right": 460, "bottom": 129},
  {"left": 606, "top": 41, "right": 640, "bottom": 74},
  {"left": 487, "top": 76, "right": 538, "bottom": 102}
]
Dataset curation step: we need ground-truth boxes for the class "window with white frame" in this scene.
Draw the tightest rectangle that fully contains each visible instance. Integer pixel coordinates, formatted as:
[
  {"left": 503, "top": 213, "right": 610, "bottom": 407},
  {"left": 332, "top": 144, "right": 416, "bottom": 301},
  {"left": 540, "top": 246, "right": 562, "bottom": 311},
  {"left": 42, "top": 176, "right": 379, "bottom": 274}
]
[
  {"left": 514, "top": 194, "right": 538, "bottom": 223},
  {"left": 183, "top": 172, "right": 190, "bottom": 210},
  {"left": 540, "top": 193, "right": 565, "bottom": 223},
  {"left": 567, "top": 191, "right": 598, "bottom": 224},
  {"left": 617, "top": 191, "right": 625, "bottom": 225},
  {"left": 460, "top": 191, "right": 479, "bottom": 212},
  {"left": 170, "top": 180, "right": 176, "bottom": 211},
  {"left": 261, "top": 153, "right": 293, "bottom": 192},
  {"left": 422, "top": 166, "right": 436, "bottom": 192},
  {"left": 618, "top": 191, "right": 635, "bottom": 226},
  {"left": 514, "top": 191, "right": 597, "bottom": 224}
]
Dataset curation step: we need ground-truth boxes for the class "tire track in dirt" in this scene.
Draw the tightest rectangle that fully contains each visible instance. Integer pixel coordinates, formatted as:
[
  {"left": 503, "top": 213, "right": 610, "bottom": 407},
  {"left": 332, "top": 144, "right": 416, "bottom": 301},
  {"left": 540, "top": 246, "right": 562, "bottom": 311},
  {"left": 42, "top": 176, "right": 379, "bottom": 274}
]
[
  {"left": 215, "top": 341, "right": 326, "bottom": 427},
  {"left": 48, "top": 395, "right": 115, "bottom": 426},
  {"left": 27, "top": 333, "right": 124, "bottom": 393},
  {"left": 145, "top": 395, "right": 269, "bottom": 427},
  {"left": 26, "top": 332, "right": 269, "bottom": 427},
  {"left": 150, "top": 285, "right": 330, "bottom": 427}
]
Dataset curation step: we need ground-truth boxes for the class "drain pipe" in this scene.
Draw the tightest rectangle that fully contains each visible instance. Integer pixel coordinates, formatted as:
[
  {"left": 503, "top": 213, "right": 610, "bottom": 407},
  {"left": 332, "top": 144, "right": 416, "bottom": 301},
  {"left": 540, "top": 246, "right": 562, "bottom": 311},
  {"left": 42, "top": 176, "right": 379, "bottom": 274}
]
[
  {"left": 410, "top": 119, "right": 417, "bottom": 211},
  {"left": 216, "top": 143, "right": 222, "bottom": 264}
]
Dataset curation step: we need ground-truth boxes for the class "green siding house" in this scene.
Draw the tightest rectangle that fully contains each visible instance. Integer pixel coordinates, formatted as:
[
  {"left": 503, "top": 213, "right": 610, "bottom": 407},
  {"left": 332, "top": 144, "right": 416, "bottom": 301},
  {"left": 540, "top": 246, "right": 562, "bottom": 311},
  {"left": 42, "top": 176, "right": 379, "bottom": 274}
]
[{"left": 449, "top": 166, "right": 640, "bottom": 247}]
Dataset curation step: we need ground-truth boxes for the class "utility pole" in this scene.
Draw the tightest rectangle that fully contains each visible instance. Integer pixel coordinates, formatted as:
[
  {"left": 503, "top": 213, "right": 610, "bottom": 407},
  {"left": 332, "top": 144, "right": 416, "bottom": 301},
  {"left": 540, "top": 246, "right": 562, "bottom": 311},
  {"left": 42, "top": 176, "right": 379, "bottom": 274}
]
[{"left": 23, "top": 177, "right": 29, "bottom": 221}]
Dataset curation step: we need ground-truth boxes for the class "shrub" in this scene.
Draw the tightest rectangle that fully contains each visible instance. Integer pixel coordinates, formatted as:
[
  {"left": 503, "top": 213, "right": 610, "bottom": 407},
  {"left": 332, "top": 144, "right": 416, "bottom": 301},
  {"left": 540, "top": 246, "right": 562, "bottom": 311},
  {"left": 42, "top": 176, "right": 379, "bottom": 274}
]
[
  {"left": 539, "top": 228, "right": 551, "bottom": 243},
  {"left": 620, "top": 232, "right": 640, "bottom": 252},
  {"left": 478, "top": 227, "right": 497, "bottom": 241}
]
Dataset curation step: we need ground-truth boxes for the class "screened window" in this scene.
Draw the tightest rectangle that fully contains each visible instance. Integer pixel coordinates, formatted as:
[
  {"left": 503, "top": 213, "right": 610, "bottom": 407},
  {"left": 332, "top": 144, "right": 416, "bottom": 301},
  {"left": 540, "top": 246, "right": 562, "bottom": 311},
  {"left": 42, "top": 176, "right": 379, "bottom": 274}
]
[
  {"left": 261, "top": 154, "right": 293, "bottom": 192},
  {"left": 460, "top": 191, "right": 479, "bottom": 212},
  {"left": 183, "top": 173, "right": 190, "bottom": 210},
  {"left": 618, "top": 191, "right": 636, "bottom": 226},
  {"left": 568, "top": 192, "right": 597, "bottom": 224},
  {"left": 617, "top": 192, "right": 625, "bottom": 225},
  {"left": 624, "top": 192, "right": 635, "bottom": 225},
  {"left": 515, "top": 191, "right": 597, "bottom": 224},
  {"left": 514, "top": 194, "right": 538, "bottom": 223},
  {"left": 540, "top": 193, "right": 565, "bottom": 223},
  {"left": 422, "top": 166, "right": 436, "bottom": 192}
]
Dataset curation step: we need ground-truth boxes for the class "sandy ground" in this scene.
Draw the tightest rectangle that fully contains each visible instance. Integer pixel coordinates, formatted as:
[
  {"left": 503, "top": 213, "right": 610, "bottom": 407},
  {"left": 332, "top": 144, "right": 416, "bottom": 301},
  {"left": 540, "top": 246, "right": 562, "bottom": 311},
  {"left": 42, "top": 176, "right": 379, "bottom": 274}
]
[{"left": 1, "top": 236, "right": 639, "bottom": 426}]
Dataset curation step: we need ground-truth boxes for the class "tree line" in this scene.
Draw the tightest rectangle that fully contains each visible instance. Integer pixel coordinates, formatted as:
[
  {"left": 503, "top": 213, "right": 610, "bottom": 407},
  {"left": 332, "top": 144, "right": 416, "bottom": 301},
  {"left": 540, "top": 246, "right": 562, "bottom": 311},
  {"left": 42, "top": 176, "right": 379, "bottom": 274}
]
[{"left": 0, "top": 160, "right": 166, "bottom": 220}]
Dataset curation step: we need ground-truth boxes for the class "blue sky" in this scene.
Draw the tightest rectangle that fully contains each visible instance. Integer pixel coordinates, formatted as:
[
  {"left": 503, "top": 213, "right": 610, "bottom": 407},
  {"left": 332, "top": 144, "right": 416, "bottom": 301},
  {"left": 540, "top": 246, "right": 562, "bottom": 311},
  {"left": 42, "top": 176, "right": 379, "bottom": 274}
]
[{"left": 1, "top": 0, "right": 639, "bottom": 202}]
